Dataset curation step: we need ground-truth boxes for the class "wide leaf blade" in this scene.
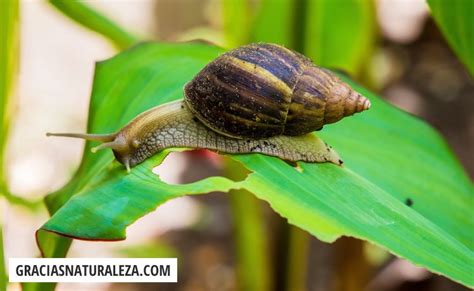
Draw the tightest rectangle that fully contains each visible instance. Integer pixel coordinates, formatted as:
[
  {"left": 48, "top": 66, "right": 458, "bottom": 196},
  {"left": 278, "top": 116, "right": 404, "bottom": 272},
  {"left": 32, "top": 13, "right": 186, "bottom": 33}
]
[{"left": 40, "top": 42, "right": 473, "bottom": 286}]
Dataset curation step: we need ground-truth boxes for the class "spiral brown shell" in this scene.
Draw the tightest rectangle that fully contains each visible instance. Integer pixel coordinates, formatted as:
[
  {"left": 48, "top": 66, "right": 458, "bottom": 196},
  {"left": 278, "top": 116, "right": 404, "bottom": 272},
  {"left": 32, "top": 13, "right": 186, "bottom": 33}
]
[{"left": 184, "top": 43, "right": 370, "bottom": 139}]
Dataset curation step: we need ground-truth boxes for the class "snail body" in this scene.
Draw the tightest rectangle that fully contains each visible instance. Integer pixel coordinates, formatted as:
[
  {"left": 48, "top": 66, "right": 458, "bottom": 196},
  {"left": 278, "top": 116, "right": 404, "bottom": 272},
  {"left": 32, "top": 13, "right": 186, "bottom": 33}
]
[{"left": 48, "top": 43, "right": 370, "bottom": 171}]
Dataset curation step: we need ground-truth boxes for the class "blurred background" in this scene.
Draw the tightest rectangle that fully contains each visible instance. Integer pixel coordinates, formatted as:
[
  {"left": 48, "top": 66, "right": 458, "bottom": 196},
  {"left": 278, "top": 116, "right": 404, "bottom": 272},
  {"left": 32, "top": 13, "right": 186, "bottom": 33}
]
[{"left": 1, "top": 0, "right": 472, "bottom": 290}]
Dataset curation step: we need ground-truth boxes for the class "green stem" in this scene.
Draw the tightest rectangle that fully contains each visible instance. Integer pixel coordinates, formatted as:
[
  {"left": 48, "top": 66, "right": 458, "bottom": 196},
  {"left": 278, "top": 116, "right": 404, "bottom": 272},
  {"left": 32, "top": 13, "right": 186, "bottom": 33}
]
[
  {"left": 0, "top": 0, "right": 18, "bottom": 288},
  {"left": 285, "top": 226, "right": 310, "bottom": 291},
  {"left": 283, "top": 1, "right": 310, "bottom": 290},
  {"left": 293, "top": 0, "right": 307, "bottom": 52},
  {"left": 0, "top": 0, "right": 42, "bottom": 218},
  {"left": 48, "top": 0, "right": 139, "bottom": 50},
  {"left": 225, "top": 158, "right": 272, "bottom": 291},
  {"left": 222, "top": 0, "right": 251, "bottom": 47},
  {"left": 3, "top": 191, "right": 43, "bottom": 211},
  {"left": 0, "top": 0, "right": 18, "bottom": 192},
  {"left": 332, "top": 238, "right": 372, "bottom": 291}
]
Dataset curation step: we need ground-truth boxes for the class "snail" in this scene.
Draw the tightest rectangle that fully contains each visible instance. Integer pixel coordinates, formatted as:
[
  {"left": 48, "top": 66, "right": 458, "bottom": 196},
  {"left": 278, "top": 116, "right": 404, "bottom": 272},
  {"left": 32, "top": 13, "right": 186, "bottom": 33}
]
[{"left": 47, "top": 43, "right": 371, "bottom": 172}]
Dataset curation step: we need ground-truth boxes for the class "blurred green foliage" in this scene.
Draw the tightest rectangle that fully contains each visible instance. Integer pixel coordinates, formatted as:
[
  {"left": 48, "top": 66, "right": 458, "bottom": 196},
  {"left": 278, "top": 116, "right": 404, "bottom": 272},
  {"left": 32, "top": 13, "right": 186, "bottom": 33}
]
[
  {"left": 428, "top": 0, "right": 474, "bottom": 76},
  {"left": 49, "top": 0, "right": 138, "bottom": 50},
  {"left": 226, "top": 158, "right": 272, "bottom": 291},
  {"left": 117, "top": 242, "right": 179, "bottom": 259},
  {"left": 0, "top": 0, "right": 18, "bottom": 197},
  {"left": 225, "top": 0, "right": 376, "bottom": 76},
  {"left": 0, "top": 0, "right": 18, "bottom": 287},
  {"left": 303, "top": 0, "right": 375, "bottom": 76},
  {"left": 223, "top": 0, "right": 252, "bottom": 47},
  {"left": 251, "top": 0, "right": 296, "bottom": 46},
  {"left": 0, "top": 0, "right": 19, "bottom": 290}
]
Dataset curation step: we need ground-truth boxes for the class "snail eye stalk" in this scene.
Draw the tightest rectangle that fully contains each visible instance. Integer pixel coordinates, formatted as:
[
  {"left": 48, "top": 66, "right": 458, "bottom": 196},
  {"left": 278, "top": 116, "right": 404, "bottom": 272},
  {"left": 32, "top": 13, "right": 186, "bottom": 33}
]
[{"left": 46, "top": 132, "right": 116, "bottom": 142}]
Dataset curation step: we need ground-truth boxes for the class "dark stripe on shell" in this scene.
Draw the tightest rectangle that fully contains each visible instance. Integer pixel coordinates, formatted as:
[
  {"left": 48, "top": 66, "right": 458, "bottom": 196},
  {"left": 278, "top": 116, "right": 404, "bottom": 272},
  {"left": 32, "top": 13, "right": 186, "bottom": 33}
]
[
  {"left": 207, "top": 62, "right": 288, "bottom": 119},
  {"left": 184, "top": 51, "right": 294, "bottom": 138},
  {"left": 229, "top": 44, "right": 304, "bottom": 89}
]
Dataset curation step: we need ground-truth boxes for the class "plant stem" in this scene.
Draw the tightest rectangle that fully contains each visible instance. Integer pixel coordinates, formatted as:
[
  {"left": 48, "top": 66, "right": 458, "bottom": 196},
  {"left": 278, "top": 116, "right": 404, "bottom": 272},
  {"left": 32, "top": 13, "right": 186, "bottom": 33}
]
[
  {"left": 293, "top": 0, "right": 307, "bottom": 53},
  {"left": 48, "top": 0, "right": 139, "bottom": 50},
  {"left": 332, "top": 238, "right": 372, "bottom": 291},
  {"left": 282, "top": 1, "right": 311, "bottom": 290},
  {"left": 222, "top": 0, "right": 251, "bottom": 47},
  {"left": 225, "top": 158, "right": 272, "bottom": 291},
  {"left": 3, "top": 191, "right": 42, "bottom": 211},
  {"left": 0, "top": 0, "right": 18, "bottom": 288},
  {"left": 0, "top": 0, "right": 42, "bottom": 211},
  {"left": 0, "top": 0, "right": 18, "bottom": 194},
  {"left": 285, "top": 226, "right": 310, "bottom": 291}
]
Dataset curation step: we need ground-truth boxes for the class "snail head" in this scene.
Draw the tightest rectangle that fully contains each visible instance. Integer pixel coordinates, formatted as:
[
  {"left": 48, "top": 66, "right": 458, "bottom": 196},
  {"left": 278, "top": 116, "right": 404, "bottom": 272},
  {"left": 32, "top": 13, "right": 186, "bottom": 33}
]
[{"left": 46, "top": 131, "right": 136, "bottom": 172}]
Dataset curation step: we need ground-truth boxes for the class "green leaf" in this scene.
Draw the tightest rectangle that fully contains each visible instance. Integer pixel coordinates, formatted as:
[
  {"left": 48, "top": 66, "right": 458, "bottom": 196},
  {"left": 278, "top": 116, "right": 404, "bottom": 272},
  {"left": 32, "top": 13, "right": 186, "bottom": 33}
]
[
  {"left": 43, "top": 151, "right": 236, "bottom": 240},
  {"left": 304, "top": 0, "right": 376, "bottom": 76},
  {"left": 428, "top": 0, "right": 474, "bottom": 76},
  {"left": 251, "top": 0, "right": 296, "bottom": 47},
  {"left": 222, "top": 0, "right": 252, "bottom": 47},
  {"left": 40, "top": 42, "right": 473, "bottom": 286},
  {"left": 48, "top": 0, "right": 138, "bottom": 50}
]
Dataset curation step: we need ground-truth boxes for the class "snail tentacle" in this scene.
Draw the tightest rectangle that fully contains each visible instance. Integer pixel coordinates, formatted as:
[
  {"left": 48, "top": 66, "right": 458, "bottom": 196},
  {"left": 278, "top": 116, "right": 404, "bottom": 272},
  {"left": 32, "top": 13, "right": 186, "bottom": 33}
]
[{"left": 46, "top": 132, "right": 116, "bottom": 142}]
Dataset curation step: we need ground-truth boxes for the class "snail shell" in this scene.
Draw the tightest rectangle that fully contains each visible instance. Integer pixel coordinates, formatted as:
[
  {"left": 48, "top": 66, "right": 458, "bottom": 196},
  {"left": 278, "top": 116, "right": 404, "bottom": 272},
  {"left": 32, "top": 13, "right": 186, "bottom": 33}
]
[
  {"left": 184, "top": 43, "right": 370, "bottom": 139},
  {"left": 47, "top": 43, "right": 371, "bottom": 171}
]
